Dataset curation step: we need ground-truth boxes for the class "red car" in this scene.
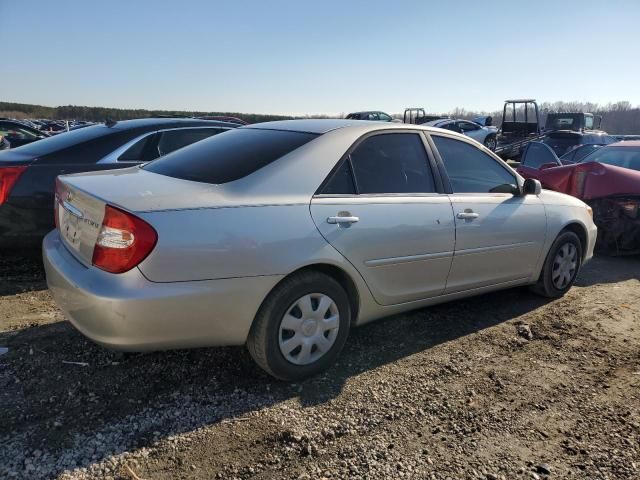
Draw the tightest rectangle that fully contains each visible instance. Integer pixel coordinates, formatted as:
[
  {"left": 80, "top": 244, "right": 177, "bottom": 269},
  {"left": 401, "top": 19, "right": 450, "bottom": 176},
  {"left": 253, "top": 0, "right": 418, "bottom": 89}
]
[{"left": 517, "top": 141, "right": 640, "bottom": 254}]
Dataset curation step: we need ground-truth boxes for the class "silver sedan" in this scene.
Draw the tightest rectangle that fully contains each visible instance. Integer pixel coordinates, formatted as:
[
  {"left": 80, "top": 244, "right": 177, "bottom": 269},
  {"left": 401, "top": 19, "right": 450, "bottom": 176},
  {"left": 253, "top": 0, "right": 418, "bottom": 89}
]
[{"left": 44, "top": 120, "right": 597, "bottom": 380}]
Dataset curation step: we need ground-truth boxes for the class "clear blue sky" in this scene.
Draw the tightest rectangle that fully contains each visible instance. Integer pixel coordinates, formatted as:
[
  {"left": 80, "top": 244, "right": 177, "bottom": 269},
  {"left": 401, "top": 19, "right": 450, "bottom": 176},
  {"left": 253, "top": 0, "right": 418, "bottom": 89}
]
[{"left": 1, "top": 0, "right": 639, "bottom": 115}]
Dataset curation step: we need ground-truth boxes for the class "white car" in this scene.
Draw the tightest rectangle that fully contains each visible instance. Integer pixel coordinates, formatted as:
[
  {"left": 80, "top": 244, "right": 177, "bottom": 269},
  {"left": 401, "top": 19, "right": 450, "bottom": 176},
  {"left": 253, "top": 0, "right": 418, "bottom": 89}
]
[{"left": 425, "top": 118, "right": 499, "bottom": 151}]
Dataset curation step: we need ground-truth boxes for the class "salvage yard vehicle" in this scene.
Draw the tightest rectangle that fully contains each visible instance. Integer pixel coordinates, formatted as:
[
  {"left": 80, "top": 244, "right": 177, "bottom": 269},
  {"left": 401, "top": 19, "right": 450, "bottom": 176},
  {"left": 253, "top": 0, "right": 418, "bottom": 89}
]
[
  {"left": 0, "top": 119, "right": 50, "bottom": 148},
  {"left": 424, "top": 118, "right": 499, "bottom": 151},
  {"left": 43, "top": 119, "right": 597, "bottom": 381},
  {"left": 345, "top": 111, "right": 395, "bottom": 122},
  {"left": 517, "top": 141, "right": 640, "bottom": 254},
  {"left": 402, "top": 107, "right": 444, "bottom": 125},
  {"left": 0, "top": 118, "right": 235, "bottom": 248},
  {"left": 544, "top": 112, "right": 603, "bottom": 132},
  {"left": 541, "top": 130, "right": 617, "bottom": 157},
  {"left": 494, "top": 99, "right": 544, "bottom": 159}
]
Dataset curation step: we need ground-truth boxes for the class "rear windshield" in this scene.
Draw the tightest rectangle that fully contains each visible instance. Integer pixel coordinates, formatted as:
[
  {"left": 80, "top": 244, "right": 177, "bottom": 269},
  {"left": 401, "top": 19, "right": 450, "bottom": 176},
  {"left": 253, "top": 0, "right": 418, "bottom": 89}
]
[
  {"left": 546, "top": 115, "right": 579, "bottom": 130},
  {"left": 542, "top": 134, "right": 580, "bottom": 155},
  {"left": 10, "top": 124, "right": 114, "bottom": 156},
  {"left": 143, "top": 128, "right": 319, "bottom": 184}
]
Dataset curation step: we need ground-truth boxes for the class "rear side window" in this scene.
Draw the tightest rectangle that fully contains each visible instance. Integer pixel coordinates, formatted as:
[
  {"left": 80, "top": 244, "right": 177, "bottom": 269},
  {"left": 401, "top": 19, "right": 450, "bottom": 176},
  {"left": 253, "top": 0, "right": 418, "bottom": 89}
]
[
  {"left": 118, "top": 134, "right": 156, "bottom": 161},
  {"left": 144, "top": 128, "right": 318, "bottom": 184},
  {"left": 157, "top": 128, "right": 225, "bottom": 156},
  {"left": 349, "top": 133, "right": 436, "bottom": 194},
  {"left": 433, "top": 136, "right": 516, "bottom": 193}
]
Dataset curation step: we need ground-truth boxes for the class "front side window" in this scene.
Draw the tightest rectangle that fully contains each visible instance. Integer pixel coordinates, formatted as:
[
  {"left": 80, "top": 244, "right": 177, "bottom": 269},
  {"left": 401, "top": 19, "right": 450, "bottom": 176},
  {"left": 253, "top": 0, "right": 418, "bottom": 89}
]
[
  {"left": 349, "top": 133, "right": 436, "bottom": 194},
  {"left": 522, "top": 142, "right": 560, "bottom": 169},
  {"left": 378, "top": 113, "right": 392, "bottom": 121},
  {"left": 458, "top": 121, "right": 479, "bottom": 132},
  {"left": 585, "top": 116, "right": 594, "bottom": 129},
  {"left": 144, "top": 128, "right": 318, "bottom": 184},
  {"left": 433, "top": 135, "right": 517, "bottom": 193},
  {"left": 367, "top": 113, "right": 380, "bottom": 121}
]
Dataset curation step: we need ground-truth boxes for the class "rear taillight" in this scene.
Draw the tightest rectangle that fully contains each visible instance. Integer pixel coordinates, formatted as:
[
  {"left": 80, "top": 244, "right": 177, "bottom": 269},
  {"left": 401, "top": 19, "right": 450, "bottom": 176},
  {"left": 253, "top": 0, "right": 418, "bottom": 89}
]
[
  {"left": 0, "top": 166, "right": 27, "bottom": 206},
  {"left": 92, "top": 205, "right": 157, "bottom": 274}
]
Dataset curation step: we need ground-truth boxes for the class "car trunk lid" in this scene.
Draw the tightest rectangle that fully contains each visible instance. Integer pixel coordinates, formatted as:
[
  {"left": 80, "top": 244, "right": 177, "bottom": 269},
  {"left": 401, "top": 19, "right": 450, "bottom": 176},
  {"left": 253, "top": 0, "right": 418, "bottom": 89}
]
[{"left": 55, "top": 178, "right": 107, "bottom": 266}]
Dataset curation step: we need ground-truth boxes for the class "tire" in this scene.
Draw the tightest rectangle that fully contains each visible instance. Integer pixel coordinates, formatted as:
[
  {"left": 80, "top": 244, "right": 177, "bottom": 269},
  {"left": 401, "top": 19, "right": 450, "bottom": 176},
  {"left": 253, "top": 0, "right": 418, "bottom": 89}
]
[
  {"left": 247, "top": 271, "right": 351, "bottom": 381},
  {"left": 531, "top": 231, "right": 582, "bottom": 298},
  {"left": 484, "top": 134, "right": 497, "bottom": 151}
]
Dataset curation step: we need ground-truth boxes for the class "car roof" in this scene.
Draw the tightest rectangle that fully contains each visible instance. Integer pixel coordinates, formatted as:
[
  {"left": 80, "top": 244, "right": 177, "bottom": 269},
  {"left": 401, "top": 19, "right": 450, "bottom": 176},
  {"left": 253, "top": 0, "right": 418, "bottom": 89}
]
[
  {"left": 244, "top": 119, "right": 377, "bottom": 134},
  {"left": 110, "top": 117, "right": 236, "bottom": 130},
  {"left": 244, "top": 118, "right": 482, "bottom": 136}
]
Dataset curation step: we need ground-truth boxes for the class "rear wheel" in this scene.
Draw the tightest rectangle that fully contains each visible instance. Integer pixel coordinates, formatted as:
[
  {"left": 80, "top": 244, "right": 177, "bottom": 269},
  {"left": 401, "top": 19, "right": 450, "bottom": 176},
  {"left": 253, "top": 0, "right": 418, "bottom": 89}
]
[
  {"left": 247, "top": 271, "right": 351, "bottom": 381},
  {"left": 531, "top": 231, "right": 582, "bottom": 298},
  {"left": 484, "top": 134, "right": 497, "bottom": 151}
]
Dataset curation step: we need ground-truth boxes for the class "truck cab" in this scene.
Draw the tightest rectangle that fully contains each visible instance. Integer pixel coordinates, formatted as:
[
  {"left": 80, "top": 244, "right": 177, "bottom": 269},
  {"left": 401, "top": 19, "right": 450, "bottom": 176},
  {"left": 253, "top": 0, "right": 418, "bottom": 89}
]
[{"left": 544, "top": 112, "right": 603, "bottom": 133}]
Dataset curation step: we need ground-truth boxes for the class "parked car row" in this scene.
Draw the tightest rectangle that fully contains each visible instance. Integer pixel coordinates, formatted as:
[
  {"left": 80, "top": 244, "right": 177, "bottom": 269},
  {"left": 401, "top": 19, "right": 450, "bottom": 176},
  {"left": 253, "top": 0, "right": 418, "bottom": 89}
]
[{"left": 31, "top": 119, "right": 597, "bottom": 380}]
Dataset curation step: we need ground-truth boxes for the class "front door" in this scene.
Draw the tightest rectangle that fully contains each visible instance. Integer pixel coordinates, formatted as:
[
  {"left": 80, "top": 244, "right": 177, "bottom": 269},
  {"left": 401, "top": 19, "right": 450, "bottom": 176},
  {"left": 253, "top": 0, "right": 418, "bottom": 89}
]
[
  {"left": 430, "top": 134, "right": 547, "bottom": 293},
  {"left": 311, "top": 131, "right": 455, "bottom": 305}
]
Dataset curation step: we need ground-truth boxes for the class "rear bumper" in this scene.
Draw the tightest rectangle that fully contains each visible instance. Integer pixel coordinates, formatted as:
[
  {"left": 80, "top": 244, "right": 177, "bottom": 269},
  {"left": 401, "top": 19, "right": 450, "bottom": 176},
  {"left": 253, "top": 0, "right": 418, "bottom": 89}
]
[{"left": 43, "top": 230, "right": 282, "bottom": 351}]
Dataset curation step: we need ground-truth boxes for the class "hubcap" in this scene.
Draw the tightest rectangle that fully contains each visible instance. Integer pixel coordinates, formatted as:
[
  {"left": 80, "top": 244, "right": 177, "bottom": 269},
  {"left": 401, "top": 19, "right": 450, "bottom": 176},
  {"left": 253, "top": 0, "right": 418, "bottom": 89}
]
[
  {"left": 552, "top": 243, "right": 578, "bottom": 289},
  {"left": 486, "top": 137, "right": 496, "bottom": 150},
  {"left": 278, "top": 293, "right": 340, "bottom": 365}
]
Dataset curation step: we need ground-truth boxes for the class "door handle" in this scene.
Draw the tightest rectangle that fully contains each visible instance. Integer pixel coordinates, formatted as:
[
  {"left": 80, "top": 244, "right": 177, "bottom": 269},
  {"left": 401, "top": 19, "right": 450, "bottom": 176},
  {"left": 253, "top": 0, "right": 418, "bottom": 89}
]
[
  {"left": 327, "top": 215, "right": 359, "bottom": 224},
  {"left": 457, "top": 211, "right": 479, "bottom": 220}
]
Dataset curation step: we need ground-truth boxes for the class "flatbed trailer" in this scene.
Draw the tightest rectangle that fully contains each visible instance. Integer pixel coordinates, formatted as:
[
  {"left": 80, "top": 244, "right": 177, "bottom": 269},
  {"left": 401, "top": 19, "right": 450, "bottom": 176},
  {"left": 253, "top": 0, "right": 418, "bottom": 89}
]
[{"left": 494, "top": 99, "right": 543, "bottom": 160}]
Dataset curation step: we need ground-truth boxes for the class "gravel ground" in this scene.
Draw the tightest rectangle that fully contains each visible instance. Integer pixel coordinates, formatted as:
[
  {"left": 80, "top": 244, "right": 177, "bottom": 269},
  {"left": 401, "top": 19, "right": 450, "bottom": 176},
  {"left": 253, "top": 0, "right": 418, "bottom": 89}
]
[{"left": 0, "top": 252, "right": 638, "bottom": 480}]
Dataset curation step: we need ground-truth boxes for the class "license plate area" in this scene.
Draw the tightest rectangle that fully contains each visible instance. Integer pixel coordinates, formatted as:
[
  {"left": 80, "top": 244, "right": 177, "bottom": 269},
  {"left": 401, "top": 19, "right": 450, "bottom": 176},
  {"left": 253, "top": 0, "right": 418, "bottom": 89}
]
[{"left": 60, "top": 201, "right": 83, "bottom": 251}]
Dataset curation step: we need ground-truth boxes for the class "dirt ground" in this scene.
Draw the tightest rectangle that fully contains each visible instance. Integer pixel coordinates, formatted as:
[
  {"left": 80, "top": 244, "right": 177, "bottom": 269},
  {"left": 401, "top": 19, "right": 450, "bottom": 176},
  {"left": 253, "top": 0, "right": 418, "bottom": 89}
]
[{"left": 0, "top": 252, "right": 638, "bottom": 480}]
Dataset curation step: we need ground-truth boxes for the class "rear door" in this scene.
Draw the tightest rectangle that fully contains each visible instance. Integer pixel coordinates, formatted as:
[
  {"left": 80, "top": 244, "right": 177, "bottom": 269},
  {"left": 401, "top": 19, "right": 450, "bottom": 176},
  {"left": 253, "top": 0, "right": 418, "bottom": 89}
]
[
  {"left": 311, "top": 131, "right": 455, "bottom": 305},
  {"left": 430, "top": 134, "right": 547, "bottom": 293}
]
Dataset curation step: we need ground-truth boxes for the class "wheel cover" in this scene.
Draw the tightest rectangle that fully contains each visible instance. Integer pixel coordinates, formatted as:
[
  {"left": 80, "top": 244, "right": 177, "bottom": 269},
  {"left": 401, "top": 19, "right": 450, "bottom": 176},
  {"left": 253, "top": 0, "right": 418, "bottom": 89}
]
[
  {"left": 551, "top": 243, "right": 578, "bottom": 289},
  {"left": 278, "top": 293, "right": 340, "bottom": 366},
  {"left": 485, "top": 136, "right": 497, "bottom": 150}
]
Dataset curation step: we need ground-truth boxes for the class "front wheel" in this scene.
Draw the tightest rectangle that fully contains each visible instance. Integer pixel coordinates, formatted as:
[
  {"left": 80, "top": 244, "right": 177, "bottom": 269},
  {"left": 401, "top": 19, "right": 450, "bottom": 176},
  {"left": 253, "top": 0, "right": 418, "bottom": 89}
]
[
  {"left": 531, "top": 231, "right": 582, "bottom": 298},
  {"left": 247, "top": 271, "right": 351, "bottom": 381},
  {"left": 484, "top": 134, "right": 497, "bottom": 151}
]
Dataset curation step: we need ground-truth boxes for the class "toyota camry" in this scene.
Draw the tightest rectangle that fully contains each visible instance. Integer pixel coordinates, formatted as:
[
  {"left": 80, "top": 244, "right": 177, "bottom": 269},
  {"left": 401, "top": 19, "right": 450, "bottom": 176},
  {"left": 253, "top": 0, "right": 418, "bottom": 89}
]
[{"left": 43, "top": 120, "right": 597, "bottom": 380}]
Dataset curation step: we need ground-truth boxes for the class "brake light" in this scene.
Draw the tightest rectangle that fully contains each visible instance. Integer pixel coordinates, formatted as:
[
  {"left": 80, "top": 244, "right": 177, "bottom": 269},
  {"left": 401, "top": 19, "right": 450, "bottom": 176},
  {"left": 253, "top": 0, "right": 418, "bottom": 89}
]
[
  {"left": 92, "top": 205, "right": 157, "bottom": 274},
  {"left": 0, "top": 166, "right": 27, "bottom": 206}
]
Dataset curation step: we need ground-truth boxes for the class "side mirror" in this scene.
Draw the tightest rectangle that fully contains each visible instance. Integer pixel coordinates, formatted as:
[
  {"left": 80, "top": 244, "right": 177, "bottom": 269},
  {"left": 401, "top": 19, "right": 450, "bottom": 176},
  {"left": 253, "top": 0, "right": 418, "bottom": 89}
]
[{"left": 523, "top": 178, "right": 542, "bottom": 196}]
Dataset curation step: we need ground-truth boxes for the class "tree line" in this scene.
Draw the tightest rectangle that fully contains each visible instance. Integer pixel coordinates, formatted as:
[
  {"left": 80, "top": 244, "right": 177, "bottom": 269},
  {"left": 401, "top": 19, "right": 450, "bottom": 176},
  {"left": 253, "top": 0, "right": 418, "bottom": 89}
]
[
  {"left": 2, "top": 100, "right": 640, "bottom": 134},
  {"left": 445, "top": 101, "right": 640, "bottom": 135},
  {"left": 0, "top": 101, "right": 293, "bottom": 124}
]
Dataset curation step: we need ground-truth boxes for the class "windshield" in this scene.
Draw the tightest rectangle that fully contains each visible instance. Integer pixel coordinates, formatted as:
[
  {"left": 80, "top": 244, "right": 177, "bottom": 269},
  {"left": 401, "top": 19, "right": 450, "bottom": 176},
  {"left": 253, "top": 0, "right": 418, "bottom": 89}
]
[
  {"left": 579, "top": 146, "right": 640, "bottom": 171},
  {"left": 9, "top": 124, "right": 113, "bottom": 156}
]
